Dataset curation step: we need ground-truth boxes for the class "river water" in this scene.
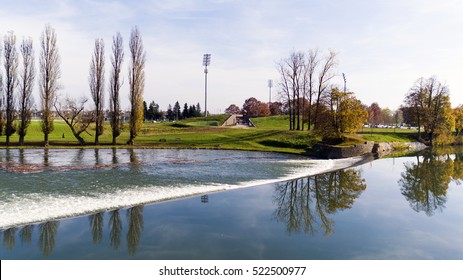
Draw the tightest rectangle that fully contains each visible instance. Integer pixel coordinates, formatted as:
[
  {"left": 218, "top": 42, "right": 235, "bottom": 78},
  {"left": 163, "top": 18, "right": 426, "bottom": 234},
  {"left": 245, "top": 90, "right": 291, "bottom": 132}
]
[{"left": 1, "top": 148, "right": 462, "bottom": 259}]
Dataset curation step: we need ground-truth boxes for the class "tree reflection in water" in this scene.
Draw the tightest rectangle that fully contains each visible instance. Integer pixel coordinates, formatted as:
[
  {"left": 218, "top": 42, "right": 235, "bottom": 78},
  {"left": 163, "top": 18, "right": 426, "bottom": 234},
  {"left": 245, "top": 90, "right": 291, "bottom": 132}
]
[
  {"left": 89, "top": 212, "right": 104, "bottom": 244},
  {"left": 399, "top": 148, "right": 463, "bottom": 216},
  {"left": 274, "top": 168, "right": 366, "bottom": 236},
  {"left": 109, "top": 210, "right": 122, "bottom": 250},
  {"left": 1, "top": 205, "right": 145, "bottom": 257},
  {"left": 3, "top": 228, "right": 17, "bottom": 251},
  {"left": 38, "top": 221, "right": 59, "bottom": 257},
  {"left": 19, "top": 225, "right": 34, "bottom": 245},
  {"left": 127, "top": 206, "right": 144, "bottom": 256}
]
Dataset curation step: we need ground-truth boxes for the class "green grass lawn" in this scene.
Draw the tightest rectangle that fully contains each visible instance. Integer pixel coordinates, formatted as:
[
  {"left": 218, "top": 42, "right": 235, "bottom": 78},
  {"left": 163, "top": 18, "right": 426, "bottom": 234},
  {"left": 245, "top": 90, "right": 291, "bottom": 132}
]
[
  {"left": 358, "top": 127, "right": 418, "bottom": 143},
  {"left": 0, "top": 116, "right": 319, "bottom": 155},
  {"left": 0, "top": 116, "right": 420, "bottom": 155},
  {"left": 251, "top": 115, "right": 292, "bottom": 130}
]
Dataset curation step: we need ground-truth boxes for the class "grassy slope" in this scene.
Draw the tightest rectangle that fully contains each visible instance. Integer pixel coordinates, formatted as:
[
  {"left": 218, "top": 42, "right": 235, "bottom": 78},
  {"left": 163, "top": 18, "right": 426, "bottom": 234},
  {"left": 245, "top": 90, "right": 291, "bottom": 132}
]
[
  {"left": 0, "top": 115, "right": 319, "bottom": 155},
  {"left": 357, "top": 127, "right": 418, "bottom": 143},
  {"left": 0, "top": 115, "right": 418, "bottom": 154}
]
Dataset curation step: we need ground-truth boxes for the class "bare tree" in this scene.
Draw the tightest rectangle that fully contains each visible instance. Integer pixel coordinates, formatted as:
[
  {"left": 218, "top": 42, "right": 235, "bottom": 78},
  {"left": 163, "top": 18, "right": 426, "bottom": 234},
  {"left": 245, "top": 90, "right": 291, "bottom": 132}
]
[
  {"left": 89, "top": 38, "right": 105, "bottom": 145},
  {"left": 109, "top": 32, "right": 124, "bottom": 145},
  {"left": 3, "top": 31, "right": 19, "bottom": 146},
  {"left": 277, "top": 51, "right": 305, "bottom": 130},
  {"left": 0, "top": 78, "right": 3, "bottom": 137},
  {"left": 0, "top": 40, "right": 4, "bottom": 136},
  {"left": 304, "top": 49, "right": 319, "bottom": 130},
  {"left": 18, "top": 37, "right": 35, "bottom": 146},
  {"left": 39, "top": 24, "right": 61, "bottom": 146},
  {"left": 277, "top": 60, "right": 292, "bottom": 129},
  {"left": 54, "top": 96, "right": 94, "bottom": 145},
  {"left": 313, "top": 51, "right": 337, "bottom": 129},
  {"left": 127, "top": 26, "right": 146, "bottom": 145}
]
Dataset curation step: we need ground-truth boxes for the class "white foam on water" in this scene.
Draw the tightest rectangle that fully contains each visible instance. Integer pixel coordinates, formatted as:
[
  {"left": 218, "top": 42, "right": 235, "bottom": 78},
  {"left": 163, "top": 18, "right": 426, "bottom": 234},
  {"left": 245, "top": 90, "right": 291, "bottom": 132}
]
[{"left": 0, "top": 155, "right": 370, "bottom": 229}]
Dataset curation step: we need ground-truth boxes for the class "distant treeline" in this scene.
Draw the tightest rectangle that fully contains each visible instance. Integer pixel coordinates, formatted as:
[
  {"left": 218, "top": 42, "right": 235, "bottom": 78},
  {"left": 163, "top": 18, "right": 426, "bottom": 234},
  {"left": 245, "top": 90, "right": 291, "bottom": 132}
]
[{"left": 143, "top": 100, "right": 202, "bottom": 121}]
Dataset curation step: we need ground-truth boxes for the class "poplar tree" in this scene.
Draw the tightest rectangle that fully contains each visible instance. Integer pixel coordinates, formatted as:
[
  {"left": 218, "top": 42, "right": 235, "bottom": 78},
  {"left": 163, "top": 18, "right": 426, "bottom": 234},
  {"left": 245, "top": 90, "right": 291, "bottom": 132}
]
[
  {"left": 18, "top": 37, "right": 35, "bottom": 146},
  {"left": 89, "top": 38, "right": 105, "bottom": 145},
  {"left": 127, "top": 26, "right": 146, "bottom": 145},
  {"left": 3, "top": 31, "right": 18, "bottom": 146},
  {"left": 109, "top": 32, "right": 124, "bottom": 145},
  {"left": 39, "top": 24, "right": 61, "bottom": 146}
]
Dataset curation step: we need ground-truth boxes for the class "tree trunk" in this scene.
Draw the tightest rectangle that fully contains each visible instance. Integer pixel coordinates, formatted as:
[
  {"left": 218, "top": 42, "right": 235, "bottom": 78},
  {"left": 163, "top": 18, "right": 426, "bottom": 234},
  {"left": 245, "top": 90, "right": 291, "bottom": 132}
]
[
  {"left": 44, "top": 133, "right": 49, "bottom": 146},
  {"left": 76, "top": 134, "right": 86, "bottom": 146},
  {"left": 127, "top": 135, "right": 134, "bottom": 146},
  {"left": 19, "top": 135, "right": 25, "bottom": 146}
]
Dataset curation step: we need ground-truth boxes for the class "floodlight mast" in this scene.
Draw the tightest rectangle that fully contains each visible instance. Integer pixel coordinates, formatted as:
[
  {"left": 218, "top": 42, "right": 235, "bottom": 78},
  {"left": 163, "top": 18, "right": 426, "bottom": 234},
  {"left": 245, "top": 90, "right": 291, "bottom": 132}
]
[
  {"left": 203, "top": 54, "right": 211, "bottom": 117},
  {"left": 268, "top": 79, "right": 273, "bottom": 104},
  {"left": 342, "top": 73, "right": 347, "bottom": 93}
]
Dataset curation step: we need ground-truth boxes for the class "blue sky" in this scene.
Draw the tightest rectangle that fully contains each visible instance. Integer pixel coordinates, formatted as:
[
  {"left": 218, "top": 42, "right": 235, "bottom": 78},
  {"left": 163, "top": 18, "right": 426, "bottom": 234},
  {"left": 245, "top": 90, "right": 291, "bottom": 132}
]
[{"left": 0, "top": 0, "right": 462, "bottom": 113}]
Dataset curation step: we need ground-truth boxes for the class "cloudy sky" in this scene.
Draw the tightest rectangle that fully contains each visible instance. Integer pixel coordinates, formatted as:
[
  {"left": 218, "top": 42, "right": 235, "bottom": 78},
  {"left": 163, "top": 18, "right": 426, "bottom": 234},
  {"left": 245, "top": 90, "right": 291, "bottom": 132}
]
[{"left": 0, "top": 0, "right": 462, "bottom": 113}]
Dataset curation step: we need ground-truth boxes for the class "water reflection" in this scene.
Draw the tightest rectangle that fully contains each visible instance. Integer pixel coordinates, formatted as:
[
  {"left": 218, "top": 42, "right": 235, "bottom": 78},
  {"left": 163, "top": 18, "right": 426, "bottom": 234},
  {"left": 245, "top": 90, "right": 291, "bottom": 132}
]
[
  {"left": 38, "top": 221, "right": 59, "bottom": 257},
  {"left": 3, "top": 228, "right": 16, "bottom": 251},
  {"left": 1, "top": 206, "right": 144, "bottom": 257},
  {"left": 109, "top": 210, "right": 122, "bottom": 250},
  {"left": 274, "top": 169, "right": 366, "bottom": 236},
  {"left": 89, "top": 213, "right": 104, "bottom": 244},
  {"left": 19, "top": 225, "right": 34, "bottom": 245},
  {"left": 398, "top": 148, "right": 463, "bottom": 216},
  {"left": 0, "top": 148, "right": 136, "bottom": 173},
  {"left": 127, "top": 206, "right": 144, "bottom": 256}
]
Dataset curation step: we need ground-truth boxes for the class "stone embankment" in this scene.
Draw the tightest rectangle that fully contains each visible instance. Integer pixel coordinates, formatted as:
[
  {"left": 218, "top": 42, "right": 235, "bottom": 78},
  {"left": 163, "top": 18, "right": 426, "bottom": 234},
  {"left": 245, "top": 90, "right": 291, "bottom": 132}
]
[
  {"left": 372, "top": 142, "right": 427, "bottom": 157},
  {"left": 313, "top": 141, "right": 427, "bottom": 159}
]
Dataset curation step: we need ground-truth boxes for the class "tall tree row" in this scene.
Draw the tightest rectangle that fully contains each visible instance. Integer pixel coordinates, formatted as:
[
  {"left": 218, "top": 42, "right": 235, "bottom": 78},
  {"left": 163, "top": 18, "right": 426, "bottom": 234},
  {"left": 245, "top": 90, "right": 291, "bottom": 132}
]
[
  {"left": 127, "top": 26, "right": 146, "bottom": 145},
  {"left": 277, "top": 49, "right": 337, "bottom": 131},
  {"left": 277, "top": 51, "right": 304, "bottom": 130},
  {"left": 39, "top": 24, "right": 61, "bottom": 146}
]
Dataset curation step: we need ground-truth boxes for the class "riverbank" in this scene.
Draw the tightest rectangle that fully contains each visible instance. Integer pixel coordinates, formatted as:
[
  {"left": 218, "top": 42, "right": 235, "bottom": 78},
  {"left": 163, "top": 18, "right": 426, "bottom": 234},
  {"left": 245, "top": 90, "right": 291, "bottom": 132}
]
[
  {"left": 0, "top": 116, "right": 421, "bottom": 156},
  {"left": 312, "top": 141, "right": 428, "bottom": 159}
]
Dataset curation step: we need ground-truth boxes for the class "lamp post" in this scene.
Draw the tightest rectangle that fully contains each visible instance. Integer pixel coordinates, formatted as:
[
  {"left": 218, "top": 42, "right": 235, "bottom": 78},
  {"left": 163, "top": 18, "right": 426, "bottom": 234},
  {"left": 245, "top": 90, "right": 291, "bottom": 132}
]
[
  {"left": 342, "top": 73, "right": 347, "bottom": 93},
  {"left": 268, "top": 79, "right": 273, "bottom": 104},
  {"left": 203, "top": 54, "right": 211, "bottom": 117}
]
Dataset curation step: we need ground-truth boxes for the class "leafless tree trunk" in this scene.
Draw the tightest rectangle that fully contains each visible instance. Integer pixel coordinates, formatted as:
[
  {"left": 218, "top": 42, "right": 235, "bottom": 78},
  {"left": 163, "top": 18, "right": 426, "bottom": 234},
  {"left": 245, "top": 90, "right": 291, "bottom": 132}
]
[
  {"left": 18, "top": 37, "right": 35, "bottom": 146},
  {"left": 3, "top": 31, "right": 18, "bottom": 146},
  {"left": 54, "top": 97, "right": 94, "bottom": 145},
  {"left": 127, "top": 26, "right": 146, "bottom": 145},
  {"left": 89, "top": 38, "right": 105, "bottom": 145},
  {"left": 0, "top": 72, "right": 3, "bottom": 136},
  {"left": 277, "top": 51, "right": 305, "bottom": 130},
  {"left": 39, "top": 24, "right": 61, "bottom": 146},
  {"left": 109, "top": 32, "right": 124, "bottom": 145},
  {"left": 292, "top": 52, "right": 304, "bottom": 131},
  {"left": 277, "top": 61, "right": 293, "bottom": 130},
  {"left": 305, "top": 49, "right": 319, "bottom": 130},
  {"left": 313, "top": 51, "right": 336, "bottom": 130}
]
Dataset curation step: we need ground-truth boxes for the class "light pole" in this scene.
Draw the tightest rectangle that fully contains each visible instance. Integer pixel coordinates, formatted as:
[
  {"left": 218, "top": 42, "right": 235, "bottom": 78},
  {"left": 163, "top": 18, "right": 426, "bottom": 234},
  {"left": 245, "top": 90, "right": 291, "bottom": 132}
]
[
  {"left": 342, "top": 73, "right": 347, "bottom": 93},
  {"left": 203, "top": 54, "right": 211, "bottom": 117},
  {"left": 268, "top": 79, "right": 273, "bottom": 104}
]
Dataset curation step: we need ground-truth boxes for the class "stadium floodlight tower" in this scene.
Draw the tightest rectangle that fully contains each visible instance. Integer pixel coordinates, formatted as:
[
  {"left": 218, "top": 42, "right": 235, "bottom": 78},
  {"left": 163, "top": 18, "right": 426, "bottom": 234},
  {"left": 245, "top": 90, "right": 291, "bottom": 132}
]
[
  {"left": 203, "top": 53, "right": 211, "bottom": 117},
  {"left": 268, "top": 79, "right": 273, "bottom": 104}
]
